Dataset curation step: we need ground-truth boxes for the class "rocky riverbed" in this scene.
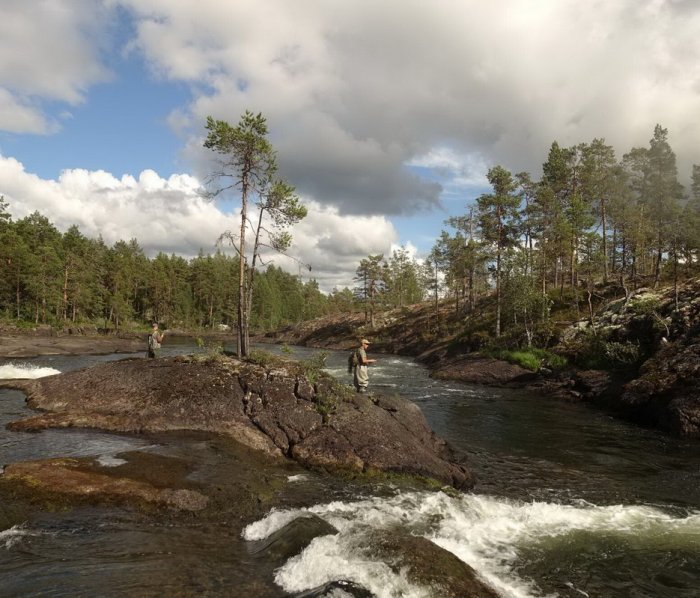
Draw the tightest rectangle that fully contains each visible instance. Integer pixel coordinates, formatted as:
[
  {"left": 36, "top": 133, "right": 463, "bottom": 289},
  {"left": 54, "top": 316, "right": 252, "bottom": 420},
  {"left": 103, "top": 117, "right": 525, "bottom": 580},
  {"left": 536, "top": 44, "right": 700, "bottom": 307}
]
[{"left": 0, "top": 348, "right": 501, "bottom": 596}]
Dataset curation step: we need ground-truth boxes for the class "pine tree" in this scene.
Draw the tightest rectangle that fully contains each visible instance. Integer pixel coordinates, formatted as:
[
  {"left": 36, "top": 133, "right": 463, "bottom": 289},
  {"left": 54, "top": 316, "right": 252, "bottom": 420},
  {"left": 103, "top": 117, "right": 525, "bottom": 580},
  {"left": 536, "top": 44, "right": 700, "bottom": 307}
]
[
  {"left": 204, "top": 111, "right": 304, "bottom": 356},
  {"left": 477, "top": 166, "right": 521, "bottom": 337}
]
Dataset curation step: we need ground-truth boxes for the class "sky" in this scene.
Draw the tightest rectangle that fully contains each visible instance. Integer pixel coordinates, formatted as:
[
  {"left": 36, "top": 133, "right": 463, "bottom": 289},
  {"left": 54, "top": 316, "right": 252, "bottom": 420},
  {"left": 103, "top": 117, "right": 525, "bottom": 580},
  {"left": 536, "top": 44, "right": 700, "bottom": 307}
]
[{"left": 1, "top": 0, "right": 700, "bottom": 292}]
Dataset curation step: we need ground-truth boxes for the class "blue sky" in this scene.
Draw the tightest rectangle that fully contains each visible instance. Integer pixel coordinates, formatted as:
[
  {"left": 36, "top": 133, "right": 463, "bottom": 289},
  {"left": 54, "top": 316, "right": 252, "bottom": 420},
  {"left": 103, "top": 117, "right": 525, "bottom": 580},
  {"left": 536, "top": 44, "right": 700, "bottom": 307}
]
[
  {"left": 1, "top": 1, "right": 699, "bottom": 291},
  {"left": 2, "top": 60, "right": 189, "bottom": 180}
]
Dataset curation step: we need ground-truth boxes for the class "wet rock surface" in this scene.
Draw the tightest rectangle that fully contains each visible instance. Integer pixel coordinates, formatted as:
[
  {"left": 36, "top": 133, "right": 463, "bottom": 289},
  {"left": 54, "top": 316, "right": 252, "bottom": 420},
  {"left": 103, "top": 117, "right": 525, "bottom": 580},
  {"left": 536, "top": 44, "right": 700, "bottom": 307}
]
[
  {"left": 430, "top": 355, "right": 535, "bottom": 386},
  {"left": 362, "top": 530, "right": 500, "bottom": 597},
  {"left": 0, "top": 431, "right": 316, "bottom": 538},
  {"left": 1, "top": 355, "right": 473, "bottom": 489},
  {"left": 2, "top": 456, "right": 209, "bottom": 511},
  {"left": 620, "top": 341, "right": 700, "bottom": 436}
]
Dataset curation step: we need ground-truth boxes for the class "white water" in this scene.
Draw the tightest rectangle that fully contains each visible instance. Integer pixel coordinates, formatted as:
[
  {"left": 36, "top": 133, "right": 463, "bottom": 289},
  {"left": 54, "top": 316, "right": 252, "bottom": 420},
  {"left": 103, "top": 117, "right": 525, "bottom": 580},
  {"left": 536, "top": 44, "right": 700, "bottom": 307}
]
[
  {"left": 96, "top": 454, "right": 128, "bottom": 467},
  {"left": 0, "top": 363, "right": 61, "bottom": 379},
  {"left": 244, "top": 492, "right": 700, "bottom": 597},
  {"left": 1, "top": 524, "right": 33, "bottom": 550}
]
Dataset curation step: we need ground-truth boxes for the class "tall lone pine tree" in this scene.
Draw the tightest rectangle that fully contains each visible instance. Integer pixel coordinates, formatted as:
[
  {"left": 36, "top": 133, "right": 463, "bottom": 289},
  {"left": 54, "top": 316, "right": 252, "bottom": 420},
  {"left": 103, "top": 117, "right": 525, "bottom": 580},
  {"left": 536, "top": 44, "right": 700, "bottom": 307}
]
[{"left": 204, "top": 111, "right": 306, "bottom": 357}]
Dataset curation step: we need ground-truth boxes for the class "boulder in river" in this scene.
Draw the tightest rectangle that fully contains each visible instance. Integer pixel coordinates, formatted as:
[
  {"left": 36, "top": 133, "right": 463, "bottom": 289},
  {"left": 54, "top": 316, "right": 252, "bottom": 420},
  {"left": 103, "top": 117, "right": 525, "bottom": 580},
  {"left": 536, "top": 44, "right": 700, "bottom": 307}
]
[
  {"left": 360, "top": 529, "right": 500, "bottom": 597},
  {"left": 430, "top": 355, "right": 536, "bottom": 386}
]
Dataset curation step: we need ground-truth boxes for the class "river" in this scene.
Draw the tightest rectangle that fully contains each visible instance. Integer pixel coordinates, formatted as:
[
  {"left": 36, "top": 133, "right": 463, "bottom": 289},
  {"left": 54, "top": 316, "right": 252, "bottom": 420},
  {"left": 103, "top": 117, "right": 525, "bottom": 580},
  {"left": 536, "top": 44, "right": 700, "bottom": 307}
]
[{"left": 1, "top": 340, "right": 699, "bottom": 597}]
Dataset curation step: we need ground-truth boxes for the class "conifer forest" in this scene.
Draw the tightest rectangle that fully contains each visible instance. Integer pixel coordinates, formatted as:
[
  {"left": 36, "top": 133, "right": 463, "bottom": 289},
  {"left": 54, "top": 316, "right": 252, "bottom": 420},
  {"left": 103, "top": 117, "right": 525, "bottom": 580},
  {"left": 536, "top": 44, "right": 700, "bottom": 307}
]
[{"left": 2, "top": 124, "right": 699, "bottom": 342}]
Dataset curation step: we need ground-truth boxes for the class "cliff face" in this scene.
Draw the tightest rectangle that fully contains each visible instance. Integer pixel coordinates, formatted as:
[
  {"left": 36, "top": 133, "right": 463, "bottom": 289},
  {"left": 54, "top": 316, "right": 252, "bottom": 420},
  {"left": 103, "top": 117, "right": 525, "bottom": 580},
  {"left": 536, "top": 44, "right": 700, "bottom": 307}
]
[{"left": 2, "top": 355, "right": 473, "bottom": 489}]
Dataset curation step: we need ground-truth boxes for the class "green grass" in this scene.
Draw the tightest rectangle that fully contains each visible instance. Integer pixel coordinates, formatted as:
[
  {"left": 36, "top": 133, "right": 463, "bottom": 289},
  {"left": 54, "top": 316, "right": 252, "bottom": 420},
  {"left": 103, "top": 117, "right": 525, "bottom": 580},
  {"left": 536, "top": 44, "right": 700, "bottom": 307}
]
[{"left": 485, "top": 347, "right": 567, "bottom": 371}]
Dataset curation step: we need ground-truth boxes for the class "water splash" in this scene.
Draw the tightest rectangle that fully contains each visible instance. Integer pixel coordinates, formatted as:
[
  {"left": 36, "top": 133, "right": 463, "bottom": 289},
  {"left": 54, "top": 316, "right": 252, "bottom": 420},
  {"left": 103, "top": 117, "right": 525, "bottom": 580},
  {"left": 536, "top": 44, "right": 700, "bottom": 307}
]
[
  {"left": 1, "top": 525, "right": 32, "bottom": 550},
  {"left": 243, "top": 492, "right": 700, "bottom": 598},
  {"left": 0, "top": 363, "right": 61, "bottom": 379},
  {"left": 288, "top": 474, "right": 310, "bottom": 483},
  {"left": 96, "top": 454, "right": 128, "bottom": 467}
]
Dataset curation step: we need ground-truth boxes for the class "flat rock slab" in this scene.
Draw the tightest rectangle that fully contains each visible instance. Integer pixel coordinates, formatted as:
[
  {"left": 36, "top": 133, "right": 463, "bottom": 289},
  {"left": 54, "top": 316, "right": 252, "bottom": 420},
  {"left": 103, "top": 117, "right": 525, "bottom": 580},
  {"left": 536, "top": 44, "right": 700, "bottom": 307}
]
[
  {"left": 2, "top": 355, "right": 473, "bottom": 489},
  {"left": 3, "top": 457, "right": 209, "bottom": 511}
]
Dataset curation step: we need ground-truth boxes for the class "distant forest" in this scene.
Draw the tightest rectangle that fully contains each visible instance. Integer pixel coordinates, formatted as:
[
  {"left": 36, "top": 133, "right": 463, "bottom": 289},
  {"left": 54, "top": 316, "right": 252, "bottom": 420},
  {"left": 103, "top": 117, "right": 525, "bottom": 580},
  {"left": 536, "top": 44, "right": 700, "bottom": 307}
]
[
  {"left": 0, "top": 198, "right": 332, "bottom": 331},
  {"left": 0, "top": 196, "right": 427, "bottom": 332},
  {"left": 2, "top": 124, "right": 699, "bottom": 341}
]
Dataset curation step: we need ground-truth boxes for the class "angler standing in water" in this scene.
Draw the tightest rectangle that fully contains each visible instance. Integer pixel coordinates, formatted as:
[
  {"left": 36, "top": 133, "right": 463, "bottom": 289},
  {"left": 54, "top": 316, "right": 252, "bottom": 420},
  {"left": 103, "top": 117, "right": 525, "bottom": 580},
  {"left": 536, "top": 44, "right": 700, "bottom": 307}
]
[{"left": 352, "top": 338, "right": 376, "bottom": 393}]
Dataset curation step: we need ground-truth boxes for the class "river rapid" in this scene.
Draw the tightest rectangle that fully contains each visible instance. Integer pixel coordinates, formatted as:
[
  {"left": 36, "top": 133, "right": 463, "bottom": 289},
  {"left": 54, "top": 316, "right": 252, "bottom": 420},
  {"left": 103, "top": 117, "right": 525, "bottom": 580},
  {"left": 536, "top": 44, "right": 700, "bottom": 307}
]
[{"left": 1, "top": 340, "right": 699, "bottom": 597}]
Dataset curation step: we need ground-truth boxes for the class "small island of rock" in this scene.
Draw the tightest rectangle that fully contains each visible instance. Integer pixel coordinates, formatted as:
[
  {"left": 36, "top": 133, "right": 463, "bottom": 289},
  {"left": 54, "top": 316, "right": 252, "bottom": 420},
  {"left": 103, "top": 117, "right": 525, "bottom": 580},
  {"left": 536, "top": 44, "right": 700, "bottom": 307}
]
[{"left": 2, "top": 354, "right": 473, "bottom": 491}]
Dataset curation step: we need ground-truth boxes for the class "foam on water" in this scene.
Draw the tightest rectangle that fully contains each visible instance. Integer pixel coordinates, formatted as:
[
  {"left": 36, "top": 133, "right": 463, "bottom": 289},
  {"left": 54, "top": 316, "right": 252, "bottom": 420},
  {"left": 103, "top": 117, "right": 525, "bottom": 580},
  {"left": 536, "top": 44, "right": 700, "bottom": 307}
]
[
  {"left": 96, "top": 454, "right": 128, "bottom": 467},
  {"left": 243, "top": 492, "right": 700, "bottom": 597},
  {"left": 0, "top": 363, "right": 61, "bottom": 379},
  {"left": 1, "top": 524, "right": 32, "bottom": 550}
]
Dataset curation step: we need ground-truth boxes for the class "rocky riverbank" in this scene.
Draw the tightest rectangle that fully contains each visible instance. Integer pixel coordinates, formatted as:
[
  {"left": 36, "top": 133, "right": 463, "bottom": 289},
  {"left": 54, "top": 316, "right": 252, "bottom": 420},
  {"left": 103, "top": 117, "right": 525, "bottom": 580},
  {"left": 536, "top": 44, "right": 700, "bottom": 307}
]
[
  {"left": 255, "top": 280, "right": 700, "bottom": 438},
  {"left": 0, "top": 327, "right": 145, "bottom": 357},
  {"left": 0, "top": 351, "right": 500, "bottom": 597},
  {"left": 1, "top": 354, "right": 473, "bottom": 492}
]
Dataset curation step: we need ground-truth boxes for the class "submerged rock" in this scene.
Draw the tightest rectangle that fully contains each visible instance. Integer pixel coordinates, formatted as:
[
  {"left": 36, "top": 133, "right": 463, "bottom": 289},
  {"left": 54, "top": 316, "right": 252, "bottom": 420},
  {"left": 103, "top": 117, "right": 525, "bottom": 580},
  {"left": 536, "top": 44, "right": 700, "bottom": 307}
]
[
  {"left": 2, "top": 457, "right": 209, "bottom": 511},
  {"left": 246, "top": 514, "right": 338, "bottom": 564},
  {"left": 293, "top": 580, "right": 373, "bottom": 598},
  {"left": 361, "top": 529, "right": 500, "bottom": 597},
  {"left": 2, "top": 355, "right": 473, "bottom": 489}
]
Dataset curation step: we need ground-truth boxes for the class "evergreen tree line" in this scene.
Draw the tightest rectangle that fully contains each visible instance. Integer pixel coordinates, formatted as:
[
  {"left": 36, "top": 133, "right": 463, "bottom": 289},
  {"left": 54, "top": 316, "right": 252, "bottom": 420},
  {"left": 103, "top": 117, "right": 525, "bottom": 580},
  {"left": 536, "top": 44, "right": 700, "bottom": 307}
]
[
  {"left": 426, "top": 124, "right": 700, "bottom": 346},
  {"left": 0, "top": 197, "right": 350, "bottom": 332}
]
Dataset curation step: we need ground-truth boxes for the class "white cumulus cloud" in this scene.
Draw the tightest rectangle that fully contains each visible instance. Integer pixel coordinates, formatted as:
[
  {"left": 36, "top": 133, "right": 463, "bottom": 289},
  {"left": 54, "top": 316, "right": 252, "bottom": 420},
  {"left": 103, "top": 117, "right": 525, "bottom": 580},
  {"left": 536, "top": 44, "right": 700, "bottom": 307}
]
[
  {"left": 0, "top": 156, "right": 398, "bottom": 291},
  {"left": 111, "top": 0, "right": 700, "bottom": 214},
  {"left": 0, "top": 0, "right": 114, "bottom": 134}
]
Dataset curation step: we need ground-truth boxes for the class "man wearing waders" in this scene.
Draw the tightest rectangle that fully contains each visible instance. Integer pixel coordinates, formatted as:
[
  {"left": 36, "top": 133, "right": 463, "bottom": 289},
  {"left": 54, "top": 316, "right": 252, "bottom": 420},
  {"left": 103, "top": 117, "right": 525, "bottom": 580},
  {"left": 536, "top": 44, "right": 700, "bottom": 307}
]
[
  {"left": 353, "top": 338, "right": 376, "bottom": 393},
  {"left": 147, "top": 322, "right": 166, "bottom": 358}
]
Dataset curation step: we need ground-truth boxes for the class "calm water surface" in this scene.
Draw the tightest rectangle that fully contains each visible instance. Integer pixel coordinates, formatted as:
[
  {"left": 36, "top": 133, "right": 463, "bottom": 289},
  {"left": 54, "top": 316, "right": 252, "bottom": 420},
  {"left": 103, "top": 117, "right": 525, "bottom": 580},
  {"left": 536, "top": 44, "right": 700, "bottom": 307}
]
[{"left": 1, "top": 341, "right": 698, "bottom": 597}]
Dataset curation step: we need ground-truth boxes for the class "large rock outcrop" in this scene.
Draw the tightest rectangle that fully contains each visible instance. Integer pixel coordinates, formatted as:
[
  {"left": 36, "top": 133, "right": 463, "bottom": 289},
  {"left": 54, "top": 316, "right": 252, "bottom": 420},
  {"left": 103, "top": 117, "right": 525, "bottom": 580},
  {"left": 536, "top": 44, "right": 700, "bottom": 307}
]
[
  {"left": 556, "top": 278, "right": 700, "bottom": 436},
  {"left": 620, "top": 340, "right": 700, "bottom": 436},
  {"left": 2, "top": 355, "right": 473, "bottom": 489}
]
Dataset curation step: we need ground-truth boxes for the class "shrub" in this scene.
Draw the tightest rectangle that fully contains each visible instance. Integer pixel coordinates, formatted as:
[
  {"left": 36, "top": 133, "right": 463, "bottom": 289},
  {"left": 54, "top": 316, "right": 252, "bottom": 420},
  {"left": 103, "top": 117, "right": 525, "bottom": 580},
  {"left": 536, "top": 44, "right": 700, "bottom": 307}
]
[
  {"left": 483, "top": 347, "right": 567, "bottom": 372},
  {"left": 300, "top": 351, "right": 328, "bottom": 384},
  {"left": 194, "top": 337, "right": 224, "bottom": 360},
  {"left": 603, "top": 341, "right": 641, "bottom": 367},
  {"left": 246, "top": 349, "right": 285, "bottom": 368},
  {"left": 313, "top": 393, "right": 338, "bottom": 422},
  {"left": 571, "top": 329, "right": 642, "bottom": 370},
  {"left": 628, "top": 294, "right": 662, "bottom": 316}
]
